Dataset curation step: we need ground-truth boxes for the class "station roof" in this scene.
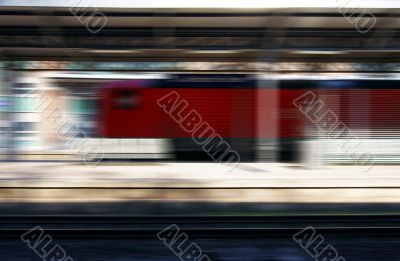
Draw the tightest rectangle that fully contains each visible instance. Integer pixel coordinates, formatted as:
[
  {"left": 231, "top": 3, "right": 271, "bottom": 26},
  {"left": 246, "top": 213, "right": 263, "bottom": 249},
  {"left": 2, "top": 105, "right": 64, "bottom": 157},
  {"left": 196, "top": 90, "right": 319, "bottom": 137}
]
[
  {"left": 1, "top": 0, "right": 399, "bottom": 9},
  {"left": 0, "top": 1, "right": 398, "bottom": 62}
]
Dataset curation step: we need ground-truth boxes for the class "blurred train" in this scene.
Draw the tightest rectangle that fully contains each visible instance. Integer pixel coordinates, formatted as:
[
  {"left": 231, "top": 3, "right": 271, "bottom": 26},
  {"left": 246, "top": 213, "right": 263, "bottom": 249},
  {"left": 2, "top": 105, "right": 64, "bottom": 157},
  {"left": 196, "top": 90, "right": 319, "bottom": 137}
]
[{"left": 97, "top": 74, "right": 400, "bottom": 163}]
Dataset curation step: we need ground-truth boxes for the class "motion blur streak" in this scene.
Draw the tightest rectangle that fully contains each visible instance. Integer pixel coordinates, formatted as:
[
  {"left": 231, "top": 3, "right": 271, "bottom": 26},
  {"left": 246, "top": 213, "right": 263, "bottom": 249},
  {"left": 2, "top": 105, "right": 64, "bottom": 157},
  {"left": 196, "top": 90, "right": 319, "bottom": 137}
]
[{"left": 0, "top": 1, "right": 399, "bottom": 261}]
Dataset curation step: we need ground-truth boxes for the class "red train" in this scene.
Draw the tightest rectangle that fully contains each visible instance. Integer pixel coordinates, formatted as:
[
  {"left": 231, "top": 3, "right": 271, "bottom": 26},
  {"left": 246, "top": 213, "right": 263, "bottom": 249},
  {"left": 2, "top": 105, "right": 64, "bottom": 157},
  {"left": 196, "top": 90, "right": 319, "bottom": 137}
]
[{"left": 97, "top": 74, "right": 400, "bottom": 163}]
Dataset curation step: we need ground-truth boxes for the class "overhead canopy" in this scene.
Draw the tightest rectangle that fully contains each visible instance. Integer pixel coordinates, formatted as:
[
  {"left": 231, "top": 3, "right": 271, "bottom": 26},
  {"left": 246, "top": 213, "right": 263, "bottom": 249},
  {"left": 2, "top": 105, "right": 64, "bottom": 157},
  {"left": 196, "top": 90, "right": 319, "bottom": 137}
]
[
  {"left": 1, "top": 0, "right": 399, "bottom": 9},
  {"left": 0, "top": 2, "right": 398, "bottom": 62}
]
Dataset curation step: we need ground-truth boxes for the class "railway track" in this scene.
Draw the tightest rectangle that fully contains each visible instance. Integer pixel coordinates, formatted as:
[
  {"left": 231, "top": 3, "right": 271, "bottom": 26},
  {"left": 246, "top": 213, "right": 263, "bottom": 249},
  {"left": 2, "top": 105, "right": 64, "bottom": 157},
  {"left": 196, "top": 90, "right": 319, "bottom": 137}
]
[{"left": 0, "top": 214, "right": 399, "bottom": 238}]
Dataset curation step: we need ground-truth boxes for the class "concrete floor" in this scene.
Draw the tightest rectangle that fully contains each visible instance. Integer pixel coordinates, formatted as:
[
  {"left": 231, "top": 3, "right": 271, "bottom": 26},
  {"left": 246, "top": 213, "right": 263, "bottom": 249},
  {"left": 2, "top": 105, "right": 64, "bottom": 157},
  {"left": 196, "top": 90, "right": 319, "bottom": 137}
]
[{"left": 0, "top": 163, "right": 398, "bottom": 203}]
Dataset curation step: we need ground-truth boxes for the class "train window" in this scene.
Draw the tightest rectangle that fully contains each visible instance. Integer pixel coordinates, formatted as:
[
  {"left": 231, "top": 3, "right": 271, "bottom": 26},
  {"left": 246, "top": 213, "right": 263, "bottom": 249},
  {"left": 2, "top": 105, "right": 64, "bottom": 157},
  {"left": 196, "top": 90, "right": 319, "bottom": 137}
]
[{"left": 113, "top": 90, "right": 139, "bottom": 109}]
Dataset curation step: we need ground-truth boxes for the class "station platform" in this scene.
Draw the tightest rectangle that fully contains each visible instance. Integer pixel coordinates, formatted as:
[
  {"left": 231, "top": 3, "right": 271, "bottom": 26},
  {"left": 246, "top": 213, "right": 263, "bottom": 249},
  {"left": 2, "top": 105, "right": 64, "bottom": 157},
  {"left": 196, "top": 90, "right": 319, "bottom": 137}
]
[{"left": 0, "top": 162, "right": 399, "bottom": 205}]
